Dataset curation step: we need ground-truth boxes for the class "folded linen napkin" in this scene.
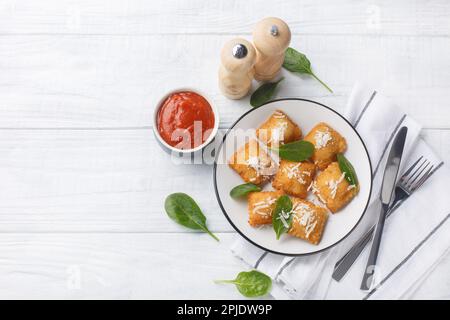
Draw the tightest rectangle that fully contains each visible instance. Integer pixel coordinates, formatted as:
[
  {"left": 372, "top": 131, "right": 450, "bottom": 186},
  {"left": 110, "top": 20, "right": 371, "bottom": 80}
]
[{"left": 231, "top": 82, "right": 449, "bottom": 299}]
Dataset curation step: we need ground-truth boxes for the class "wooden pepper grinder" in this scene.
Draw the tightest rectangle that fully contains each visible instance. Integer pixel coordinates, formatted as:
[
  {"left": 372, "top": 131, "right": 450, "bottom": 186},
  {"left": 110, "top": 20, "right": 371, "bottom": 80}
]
[
  {"left": 219, "top": 38, "right": 256, "bottom": 99},
  {"left": 253, "top": 17, "right": 291, "bottom": 81}
]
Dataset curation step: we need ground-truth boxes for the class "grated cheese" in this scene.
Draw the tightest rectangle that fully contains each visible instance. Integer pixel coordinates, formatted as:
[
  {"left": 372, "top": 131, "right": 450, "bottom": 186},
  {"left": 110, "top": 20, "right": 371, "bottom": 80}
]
[
  {"left": 310, "top": 181, "right": 326, "bottom": 203},
  {"left": 267, "top": 122, "right": 288, "bottom": 144},
  {"left": 314, "top": 129, "right": 332, "bottom": 149},
  {"left": 310, "top": 197, "right": 327, "bottom": 208},
  {"left": 277, "top": 209, "right": 291, "bottom": 228},
  {"left": 326, "top": 172, "right": 346, "bottom": 199},
  {"left": 246, "top": 155, "right": 273, "bottom": 177},
  {"left": 292, "top": 202, "right": 317, "bottom": 239},
  {"left": 283, "top": 163, "right": 310, "bottom": 184},
  {"left": 273, "top": 111, "right": 286, "bottom": 119},
  {"left": 253, "top": 197, "right": 277, "bottom": 216},
  {"left": 305, "top": 221, "right": 318, "bottom": 238}
]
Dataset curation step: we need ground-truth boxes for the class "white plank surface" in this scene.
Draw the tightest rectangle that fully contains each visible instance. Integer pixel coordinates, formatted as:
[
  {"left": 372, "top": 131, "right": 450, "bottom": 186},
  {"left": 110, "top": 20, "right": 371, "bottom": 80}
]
[
  {"left": 0, "top": 233, "right": 247, "bottom": 299},
  {"left": 2, "top": 0, "right": 450, "bottom": 36},
  {"left": 0, "top": 129, "right": 446, "bottom": 233},
  {"left": 0, "top": 0, "right": 449, "bottom": 299},
  {"left": 1, "top": 34, "right": 450, "bottom": 128}
]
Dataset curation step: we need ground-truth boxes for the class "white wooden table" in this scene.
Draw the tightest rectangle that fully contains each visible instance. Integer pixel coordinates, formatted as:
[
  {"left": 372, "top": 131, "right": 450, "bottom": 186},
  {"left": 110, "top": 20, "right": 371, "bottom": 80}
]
[{"left": 0, "top": 0, "right": 449, "bottom": 299}]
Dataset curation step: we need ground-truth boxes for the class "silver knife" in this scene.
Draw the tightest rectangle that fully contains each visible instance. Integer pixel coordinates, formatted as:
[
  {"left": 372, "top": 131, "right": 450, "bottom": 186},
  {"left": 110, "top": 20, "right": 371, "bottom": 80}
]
[{"left": 360, "top": 126, "right": 408, "bottom": 291}]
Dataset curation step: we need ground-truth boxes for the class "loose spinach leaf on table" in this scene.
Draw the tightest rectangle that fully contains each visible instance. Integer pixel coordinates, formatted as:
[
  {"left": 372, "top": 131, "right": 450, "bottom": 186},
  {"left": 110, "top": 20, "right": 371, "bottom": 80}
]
[
  {"left": 274, "top": 140, "right": 314, "bottom": 162},
  {"left": 164, "top": 193, "right": 219, "bottom": 241},
  {"left": 272, "top": 195, "right": 294, "bottom": 240},
  {"left": 230, "top": 183, "right": 261, "bottom": 199},
  {"left": 214, "top": 270, "right": 272, "bottom": 297},
  {"left": 337, "top": 154, "right": 359, "bottom": 187},
  {"left": 250, "top": 77, "right": 284, "bottom": 108},
  {"left": 283, "top": 47, "right": 333, "bottom": 93}
]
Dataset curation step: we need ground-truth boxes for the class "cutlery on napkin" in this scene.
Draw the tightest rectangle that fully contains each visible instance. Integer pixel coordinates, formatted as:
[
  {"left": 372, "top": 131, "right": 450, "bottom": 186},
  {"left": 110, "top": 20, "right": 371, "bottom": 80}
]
[
  {"left": 333, "top": 155, "right": 441, "bottom": 282},
  {"left": 360, "top": 126, "right": 408, "bottom": 291}
]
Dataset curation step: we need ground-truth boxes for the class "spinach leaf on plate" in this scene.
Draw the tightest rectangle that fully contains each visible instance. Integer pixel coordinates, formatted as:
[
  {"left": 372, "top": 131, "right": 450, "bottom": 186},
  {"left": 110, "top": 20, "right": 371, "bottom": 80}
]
[
  {"left": 272, "top": 195, "right": 294, "bottom": 240},
  {"left": 274, "top": 140, "right": 314, "bottom": 162},
  {"left": 230, "top": 183, "right": 261, "bottom": 199},
  {"left": 337, "top": 154, "right": 359, "bottom": 187}
]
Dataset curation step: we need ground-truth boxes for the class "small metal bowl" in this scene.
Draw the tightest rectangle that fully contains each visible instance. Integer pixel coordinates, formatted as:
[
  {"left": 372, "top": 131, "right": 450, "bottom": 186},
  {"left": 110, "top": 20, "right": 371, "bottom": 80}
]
[{"left": 152, "top": 88, "right": 220, "bottom": 157}]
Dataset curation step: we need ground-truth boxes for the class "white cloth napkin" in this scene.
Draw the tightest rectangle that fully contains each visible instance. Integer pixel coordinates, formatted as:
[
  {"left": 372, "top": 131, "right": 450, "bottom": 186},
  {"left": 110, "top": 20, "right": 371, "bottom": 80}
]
[{"left": 231, "top": 82, "right": 450, "bottom": 299}]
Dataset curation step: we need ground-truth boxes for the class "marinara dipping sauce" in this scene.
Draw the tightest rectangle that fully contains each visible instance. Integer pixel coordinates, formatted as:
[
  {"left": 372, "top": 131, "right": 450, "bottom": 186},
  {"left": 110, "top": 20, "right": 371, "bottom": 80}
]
[{"left": 157, "top": 91, "right": 215, "bottom": 150}]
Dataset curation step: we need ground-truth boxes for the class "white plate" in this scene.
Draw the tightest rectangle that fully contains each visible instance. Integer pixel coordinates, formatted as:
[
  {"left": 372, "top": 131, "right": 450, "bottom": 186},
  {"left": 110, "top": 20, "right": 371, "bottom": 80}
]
[{"left": 213, "top": 99, "right": 372, "bottom": 256}]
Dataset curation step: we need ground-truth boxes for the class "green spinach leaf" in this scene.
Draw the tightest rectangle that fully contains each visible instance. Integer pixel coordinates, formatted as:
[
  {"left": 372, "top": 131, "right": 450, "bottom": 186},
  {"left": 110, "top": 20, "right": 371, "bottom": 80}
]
[
  {"left": 283, "top": 47, "right": 333, "bottom": 93},
  {"left": 272, "top": 195, "right": 294, "bottom": 240},
  {"left": 274, "top": 140, "right": 314, "bottom": 162},
  {"left": 165, "top": 193, "right": 219, "bottom": 241},
  {"left": 230, "top": 183, "right": 262, "bottom": 198},
  {"left": 250, "top": 77, "right": 284, "bottom": 107},
  {"left": 337, "top": 154, "right": 359, "bottom": 187},
  {"left": 215, "top": 270, "right": 272, "bottom": 297}
]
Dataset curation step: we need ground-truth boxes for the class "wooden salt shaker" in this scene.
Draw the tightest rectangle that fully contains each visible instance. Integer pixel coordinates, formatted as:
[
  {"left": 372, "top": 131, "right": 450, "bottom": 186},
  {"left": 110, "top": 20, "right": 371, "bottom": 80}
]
[
  {"left": 252, "top": 17, "right": 291, "bottom": 81},
  {"left": 218, "top": 38, "right": 256, "bottom": 99}
]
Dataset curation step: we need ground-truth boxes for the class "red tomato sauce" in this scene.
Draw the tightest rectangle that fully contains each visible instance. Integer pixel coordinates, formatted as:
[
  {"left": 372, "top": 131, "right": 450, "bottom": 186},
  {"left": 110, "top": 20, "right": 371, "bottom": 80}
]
[{"left": 157, "top": 91, "right": 215, "bottom": 149}]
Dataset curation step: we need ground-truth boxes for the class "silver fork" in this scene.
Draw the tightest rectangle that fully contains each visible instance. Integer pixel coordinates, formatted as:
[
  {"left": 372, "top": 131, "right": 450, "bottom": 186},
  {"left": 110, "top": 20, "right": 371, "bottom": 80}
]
[{"left": 332, "top": 156, "right": 440, "bottom": 282}]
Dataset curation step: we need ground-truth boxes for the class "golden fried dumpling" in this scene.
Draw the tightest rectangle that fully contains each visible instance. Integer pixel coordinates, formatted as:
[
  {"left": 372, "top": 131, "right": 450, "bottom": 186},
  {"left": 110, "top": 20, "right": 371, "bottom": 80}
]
[
  {"left": 288, "top": 198, "right": 328, "bottom": 245},
  {"left": 304, "top": 122, "right": 347, "bottom": 170},
  {"left": 256, "top": 110, "right": 302, "bottom": 147},
  {"left": 272, "top": 160, "right": 316, "bottom": 198},
  {"left": 228, "top": 139, "right": 277, "bottom": 186},
  {"left": 311, "top": 162, "right": 358, "bottom": 213},
  {"left": 248, "top": 190, "right": 284, "bottom": 227}
]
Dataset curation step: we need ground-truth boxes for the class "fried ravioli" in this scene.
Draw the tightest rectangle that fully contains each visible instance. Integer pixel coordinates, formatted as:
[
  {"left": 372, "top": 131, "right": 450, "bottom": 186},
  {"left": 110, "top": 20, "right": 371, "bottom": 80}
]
[
  {"left": 288, "top": 198, "right": 328, "bottom": 245},
  {"left": 248, "top": 190, "right": 284, "bottom": 227},
  {"left": 304, "top": 122, "right": 347, "bottom": 170},
  {"left": 311, "top": 162, "right": 358, "bottom": 213},
  {"left": 272, "top": 160, "right": 316, "bottom": 198},
  {"left": 228, "top": 139, "right": 277, "bottom": 185},
  {"left": 256, "top": 110, "right": 302, "bottom": 147}
]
